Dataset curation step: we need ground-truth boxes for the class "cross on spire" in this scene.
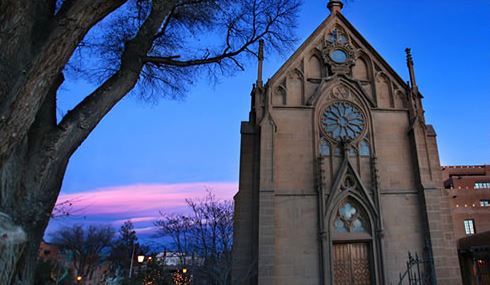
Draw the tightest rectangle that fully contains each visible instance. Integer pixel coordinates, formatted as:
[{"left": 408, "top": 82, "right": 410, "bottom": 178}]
[{"left": 327, "top": 0, "right": 343, "bottom": 13}]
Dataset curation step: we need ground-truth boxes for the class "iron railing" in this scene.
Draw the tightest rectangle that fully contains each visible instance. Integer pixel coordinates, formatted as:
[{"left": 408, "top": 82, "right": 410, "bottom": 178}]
[{"left": 395, "top": 252, "right": 435, "bottom": 285}]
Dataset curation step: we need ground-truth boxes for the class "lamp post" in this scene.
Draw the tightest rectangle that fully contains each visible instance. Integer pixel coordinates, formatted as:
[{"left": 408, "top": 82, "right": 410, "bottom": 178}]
[{"left": 129, "top": 242, "right": 136, "bottom": 279}]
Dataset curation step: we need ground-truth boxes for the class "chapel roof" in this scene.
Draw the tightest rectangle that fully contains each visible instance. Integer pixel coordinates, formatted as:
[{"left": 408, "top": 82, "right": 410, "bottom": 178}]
[{"left": 268, "top": 2, "right": 409, "bottom": 89}]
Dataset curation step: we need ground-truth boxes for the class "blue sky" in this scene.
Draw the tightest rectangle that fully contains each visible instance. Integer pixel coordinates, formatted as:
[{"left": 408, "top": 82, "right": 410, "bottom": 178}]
[{"left": 47, "top": 0, "right": 490, "bottom": 240}]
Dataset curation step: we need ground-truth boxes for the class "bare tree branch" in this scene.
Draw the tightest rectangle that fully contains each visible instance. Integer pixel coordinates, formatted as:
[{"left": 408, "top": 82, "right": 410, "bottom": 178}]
[
  {"left": 55, "top": 0, "right": 172, "bottom": 159},
  {"left": 0, "top": 0, "right": 126, "bottom": 168}
]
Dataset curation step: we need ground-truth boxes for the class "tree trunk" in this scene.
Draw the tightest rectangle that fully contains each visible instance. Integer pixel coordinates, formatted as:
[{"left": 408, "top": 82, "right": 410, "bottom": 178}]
[
  {"left": 0, "top": 150, "right": 68, "bottom": 284},
  {"left": 0, "top": 3, "right": 169, "bottom": 283},
  {"left": 0, "top": 102, "right": 69, "bottom": 285}
]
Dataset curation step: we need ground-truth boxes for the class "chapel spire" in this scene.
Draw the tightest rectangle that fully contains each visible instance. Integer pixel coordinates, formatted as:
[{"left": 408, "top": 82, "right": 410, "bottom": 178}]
[
  {"left": 405, "top": 48, "right": 418, "bottom": 92},
  {"left": 256, "top": 39, "right": 264, "bottom": 88},
  {"left": 327, "top": 0, "right": 343, "bottom": 14}
]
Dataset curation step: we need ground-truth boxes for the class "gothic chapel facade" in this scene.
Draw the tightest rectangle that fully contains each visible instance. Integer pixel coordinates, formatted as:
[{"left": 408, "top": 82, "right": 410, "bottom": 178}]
[{"left": 232, "top": 1, "right": 462, "bottom": 285}]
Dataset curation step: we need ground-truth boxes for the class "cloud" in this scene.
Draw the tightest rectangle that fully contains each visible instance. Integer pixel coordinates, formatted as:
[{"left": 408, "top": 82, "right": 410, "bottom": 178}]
[
  {"left": 56, "top": 182, "right": 237, "bottom": 217},
  {"left": 47, "top": 182, "right": 237, "bottom": 240},
  {"left": 112, "top": 216, "right": 160, "bottom": 225}
]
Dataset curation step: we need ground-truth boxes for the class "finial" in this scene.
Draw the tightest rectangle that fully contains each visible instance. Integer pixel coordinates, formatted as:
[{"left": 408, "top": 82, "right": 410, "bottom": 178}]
[
  {"left": 257, "top": 39, "right": 264, "bottom": 88},
  {"left": 405, "top": 48, "right": 418, "bottom": 91},
  {"left": 327, "top": 0, "right": 343, "bottom": 14}
]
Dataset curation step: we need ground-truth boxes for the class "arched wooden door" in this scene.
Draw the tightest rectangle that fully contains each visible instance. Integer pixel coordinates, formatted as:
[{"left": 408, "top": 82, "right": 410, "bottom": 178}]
[
  {"left": 333, "top": 242, "right": 371, "bottom": 285},
  {"left": 332, "top": 199, "right": 373, "bottom": 285}
]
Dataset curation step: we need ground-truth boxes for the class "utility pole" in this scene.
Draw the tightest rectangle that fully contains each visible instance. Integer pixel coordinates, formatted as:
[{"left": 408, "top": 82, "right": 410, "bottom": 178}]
[{"left": 128, "top": 235, "right": 136, "bottom": 279}]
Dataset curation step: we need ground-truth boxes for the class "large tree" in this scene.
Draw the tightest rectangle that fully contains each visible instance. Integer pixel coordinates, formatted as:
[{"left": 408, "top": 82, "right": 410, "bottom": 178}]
[
  {"left": 0, "top": 0, "right": 301, "bottom": 284},
  {"left": 108, "top": 220, "right": 146, "bottom": 279},
  {"left": 51, "top": 224, "right": 115, "bottom": 282}
]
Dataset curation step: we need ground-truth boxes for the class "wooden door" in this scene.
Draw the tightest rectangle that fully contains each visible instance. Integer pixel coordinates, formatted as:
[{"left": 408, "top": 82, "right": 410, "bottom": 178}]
[{"left": 333, "top": 243, "right": 372, "bottom": 285}]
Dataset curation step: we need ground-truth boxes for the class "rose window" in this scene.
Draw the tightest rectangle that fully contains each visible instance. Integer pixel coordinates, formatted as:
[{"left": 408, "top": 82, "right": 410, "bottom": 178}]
[{"left": 322, "top": 102, "right": 365, "bottom": 142}]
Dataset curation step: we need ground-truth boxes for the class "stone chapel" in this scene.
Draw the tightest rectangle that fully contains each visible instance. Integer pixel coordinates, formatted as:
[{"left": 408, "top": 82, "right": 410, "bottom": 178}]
[{"left": 231, "top": 1, "right": 462, "bottom": 284}]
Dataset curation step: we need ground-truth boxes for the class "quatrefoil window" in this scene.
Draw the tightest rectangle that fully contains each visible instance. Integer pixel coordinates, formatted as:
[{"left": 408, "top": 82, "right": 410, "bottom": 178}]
[
  {"left": 322, "top": 102, "right": 365, "bottom": 142},
  {"left": 334, "top": 200, "right": 370, "bottom": 233},
  {"left": 327, "top": 27, "right": 348, "bottom": 45}
]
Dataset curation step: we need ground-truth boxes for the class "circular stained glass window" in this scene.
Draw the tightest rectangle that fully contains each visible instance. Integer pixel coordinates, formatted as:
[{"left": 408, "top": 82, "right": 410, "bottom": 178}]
[
  {"left": 322, "top": 102, "right": 365, "bottom": 142},
  {"left": 329, "top": 49, "right": 348, "bottom": 63}
]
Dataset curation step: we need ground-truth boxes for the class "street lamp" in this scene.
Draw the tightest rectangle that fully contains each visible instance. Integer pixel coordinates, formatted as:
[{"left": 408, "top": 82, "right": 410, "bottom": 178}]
[
  {"left": 76, "top": 275, "right": 82, "bottom": 283},
  {"left": 182, "top": 268, "right": 187, "bottom": 274},
  {"left": 137, "top": 255, "right": 145, "bottom": 263}
]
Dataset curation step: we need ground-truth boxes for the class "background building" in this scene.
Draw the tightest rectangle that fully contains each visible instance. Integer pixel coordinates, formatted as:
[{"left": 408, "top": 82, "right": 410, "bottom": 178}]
[
  {"left": 444, "top": 165, "right": 490, "bottom": 284},
  {"left": 444, "top": 165, "right": 490, "bottom": 238}
]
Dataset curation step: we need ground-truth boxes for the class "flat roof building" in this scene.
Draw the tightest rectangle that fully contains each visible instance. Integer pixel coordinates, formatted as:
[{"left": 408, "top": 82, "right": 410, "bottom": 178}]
[
  {"left": 443, "top": 165, "right": 490, "bottom": 284},
  {"left": 443, "top": 165, "right": 490, "bottom": 239}
]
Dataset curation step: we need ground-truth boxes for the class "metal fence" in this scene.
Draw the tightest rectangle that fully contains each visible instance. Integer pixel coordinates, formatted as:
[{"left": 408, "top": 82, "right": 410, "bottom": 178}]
[{"left": 395, "top": 252, "right": 435, "bottom": 285}]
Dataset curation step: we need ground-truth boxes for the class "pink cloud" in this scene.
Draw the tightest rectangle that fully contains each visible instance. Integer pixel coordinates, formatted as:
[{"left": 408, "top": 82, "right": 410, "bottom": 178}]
[
  {"left": 56, "top": 182, "right": 237, "bottom": 217},
  {"left": 134, "top": 226, "right": 158, "bottom": 234},
  {"left": 112, "top": 216, "right": 160, "bottom": 225}
]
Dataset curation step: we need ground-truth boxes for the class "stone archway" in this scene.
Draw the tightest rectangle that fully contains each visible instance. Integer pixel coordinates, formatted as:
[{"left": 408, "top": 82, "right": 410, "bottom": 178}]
[{"left": 331, "top": 199, "right": 373, "bottom": 285}]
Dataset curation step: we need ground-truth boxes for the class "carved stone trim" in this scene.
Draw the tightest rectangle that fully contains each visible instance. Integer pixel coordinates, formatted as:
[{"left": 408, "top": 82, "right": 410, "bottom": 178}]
[{"left": 322, "top": 26, "right": 357, "bottom": 75}]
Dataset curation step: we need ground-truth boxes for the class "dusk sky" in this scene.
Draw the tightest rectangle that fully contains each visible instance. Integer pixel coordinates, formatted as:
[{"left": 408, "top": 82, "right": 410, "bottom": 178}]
[{"left": 46, "top": 0, "right": 490, "bottom": 242}]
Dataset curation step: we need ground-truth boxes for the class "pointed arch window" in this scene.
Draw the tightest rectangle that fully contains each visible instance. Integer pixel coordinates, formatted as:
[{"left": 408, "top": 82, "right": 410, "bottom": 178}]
[
  {"left": 320, "top": 137, "right": 331, "bottom": 156},
  {"left": 334, "top": 200, "right": 370, "bottom": 234},
  {"left": 359, "top": 139, "right": 370, "bottom": 157}
]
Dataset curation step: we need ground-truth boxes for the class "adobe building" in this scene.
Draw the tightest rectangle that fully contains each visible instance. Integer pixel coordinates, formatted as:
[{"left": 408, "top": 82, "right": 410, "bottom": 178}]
[
  {"left": 443, "top": 165, "right": 490, "bottom": 239},
  {"left": 232, "top": 1, "right": 462, "bottom": 284},
  {"left": 443, "top": 165, "right": 490, "bottom": 284}
]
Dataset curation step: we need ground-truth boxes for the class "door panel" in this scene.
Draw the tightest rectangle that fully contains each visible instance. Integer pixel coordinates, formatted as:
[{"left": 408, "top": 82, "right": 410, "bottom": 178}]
[{"left": 333, "top": 243, "right": 371, "bottom": 285}]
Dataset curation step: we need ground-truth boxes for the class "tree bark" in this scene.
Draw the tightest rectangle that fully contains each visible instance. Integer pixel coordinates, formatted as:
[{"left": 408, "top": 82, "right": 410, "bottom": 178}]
[
  {"left": 0, "top": 1, "right": 125, "bottom": 283},
  {"left": 0, "top": 144, "right": 70, "bottom": 285},
  {"left": 0, "top": 74, "right": 69, "bottom": 285},
  {"left": 0, "top": 0, "right": 126, "bottom": 169}
]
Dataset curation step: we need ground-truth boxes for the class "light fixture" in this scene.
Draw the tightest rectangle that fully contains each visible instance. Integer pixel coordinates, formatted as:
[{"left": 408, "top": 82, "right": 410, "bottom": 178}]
[
  {"left": 182, "top": 268, "right": 188, "bottom": 274},
  {"left": 76, "top": 275, "right": 82, "bottom": 282},
  {"left": 138, "top": 255, "right": 145, "bottom": 263}
]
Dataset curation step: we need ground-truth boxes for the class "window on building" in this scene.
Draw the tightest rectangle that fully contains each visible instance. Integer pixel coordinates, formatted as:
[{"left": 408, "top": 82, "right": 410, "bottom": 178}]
[
  {"left": 475, "top": 182, "right": 490, "bottom": 189},
  {"left": 480, "top": 200, "right": 490, "bottom": 207},
  {"left": 320, "top": 137, "right": 330, "bottom": 156},
  {"left": 464, "top": 219, "right": 475, "bottom": 235},
  {"left": 334, "top": 200, "right": 370, "bottom": 233},
  {"left": 359, "top": 139, "right": 370, "bottom": 156},
  {"left": 348, "top": 147, "right": 357, "bottom": 157}
]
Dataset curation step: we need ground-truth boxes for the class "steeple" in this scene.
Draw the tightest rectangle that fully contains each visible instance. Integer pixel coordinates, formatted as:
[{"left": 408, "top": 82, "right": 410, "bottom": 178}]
[
  {"left": 405, "top": 48, "right": 418, "bottom": 92},
  {"left": 327, "top": 0, "right": 343, "bottom": 14},
  {"left": 256, "top": 39, "right": 264, "bottom": 88}
]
